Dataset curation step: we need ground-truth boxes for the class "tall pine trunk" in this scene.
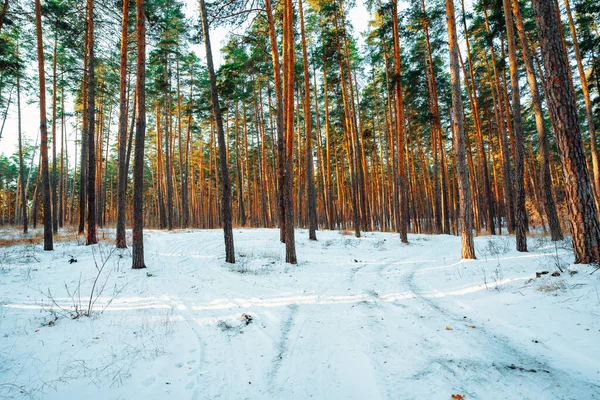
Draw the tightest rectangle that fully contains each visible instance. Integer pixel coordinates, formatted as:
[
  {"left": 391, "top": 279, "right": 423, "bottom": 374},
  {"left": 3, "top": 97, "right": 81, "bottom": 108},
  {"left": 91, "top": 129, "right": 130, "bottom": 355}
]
[
  {"left": 532, "top": 0, "right": 600, "bottom": 264},
  {"left": 132, "top": 0, "right": 146, "bottom": 269},
  {"left": 562, "top": 0, "right": 600, "bottom": 205},
  {"left": 200, "top": 0, "right": 235, "bottom": 263},
  {"left": 35, "top": 0, "right": 53, "bottom": 250},
  {"left": 51, "top": 37, "right": 58, "bottom": 233},
  {"left": 264, "top": 0, "right": 286, "bottom": 243},
  {"left": 86, "top": 0, "right": 97, "bottom": 245},
  {"left": 510, "top": 0, "right": 563, "bottom": 241},
  {"left": 299, "top": 0, "right": 318, "bottom": 240},
  {"left": 283, "top": 0, "right": 297, "bottom": 263},
  {"left": 392, "top": 0, "right": 408, "bottom": 243},
  {"left": 446, "top": 0, "right": 475, "bottom": 259},
  {"left": 503, "top": 0, "right": 527, "bottom": 251},
  {"left": 17, "top": 43, "right": 27, "bottom": 234},
  {"left": 116, "top": 0, "right": 130, "bottom": 248}
]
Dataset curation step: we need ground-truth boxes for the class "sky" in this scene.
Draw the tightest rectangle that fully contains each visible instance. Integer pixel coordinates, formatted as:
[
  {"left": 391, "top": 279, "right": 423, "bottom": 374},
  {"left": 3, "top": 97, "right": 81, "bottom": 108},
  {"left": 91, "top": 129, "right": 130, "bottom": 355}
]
[{"left": 0, "top": 1, "right": 368, "bottom": 166}]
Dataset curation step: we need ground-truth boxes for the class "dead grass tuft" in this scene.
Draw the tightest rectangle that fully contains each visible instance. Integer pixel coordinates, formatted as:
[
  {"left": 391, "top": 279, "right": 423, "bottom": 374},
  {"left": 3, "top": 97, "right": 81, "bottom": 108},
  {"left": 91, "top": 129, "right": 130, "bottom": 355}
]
[
  {"left": 0, "top": 226, "right": 117, "bottom": 248},
  {"left": 537, "top": 279, "right": 566, "bottom": 292}
]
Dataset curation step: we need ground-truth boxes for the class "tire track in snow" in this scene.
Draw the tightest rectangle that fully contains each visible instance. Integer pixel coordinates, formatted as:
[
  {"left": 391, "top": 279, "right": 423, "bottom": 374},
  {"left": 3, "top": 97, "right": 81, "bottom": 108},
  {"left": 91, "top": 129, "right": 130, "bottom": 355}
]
[
  {"left": 267, "top": 304, "right": 299, "bottom": 394},
  {"left": 403, "top": 268, "right": 600, "bottom": 398}
]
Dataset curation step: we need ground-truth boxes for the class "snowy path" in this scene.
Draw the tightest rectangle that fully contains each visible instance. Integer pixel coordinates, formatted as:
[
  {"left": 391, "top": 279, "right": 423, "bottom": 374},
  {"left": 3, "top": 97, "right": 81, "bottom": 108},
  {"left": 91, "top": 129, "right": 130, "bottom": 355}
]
[{"left": 1, "top": 228, "right": 599, "bottom": 399}]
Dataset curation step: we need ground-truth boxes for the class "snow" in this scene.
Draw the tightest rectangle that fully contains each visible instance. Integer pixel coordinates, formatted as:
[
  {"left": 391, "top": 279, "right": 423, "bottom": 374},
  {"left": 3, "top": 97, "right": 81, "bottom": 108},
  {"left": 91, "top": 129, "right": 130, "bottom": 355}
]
[{"left": 1, "top": 228, "right": 599, "bottom": 399}]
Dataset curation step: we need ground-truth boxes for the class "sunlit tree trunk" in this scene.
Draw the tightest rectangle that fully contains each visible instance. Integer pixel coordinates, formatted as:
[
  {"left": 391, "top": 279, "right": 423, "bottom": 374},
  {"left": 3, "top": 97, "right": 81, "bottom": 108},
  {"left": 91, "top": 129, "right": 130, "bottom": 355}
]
[
  {"left": 503, "top": 0, "right": 527, "bottom": 251},
  {"left": 483, "top": 7, "right": 514, "bottom": 234},
  {"left": 446, "top": 0, "right": 475, "bottom": 259},
  {"left": 460, "top": 0, "right": 495, "bottom": 235},
  {"left": 510, "top": 0, "right": 563, "bottom": 241},
  {"left": 299, "top": 0, "right": 318, "bottom": 240},
  {"left": 532, "top": 0, "right": 600, "bottom": 264},
  {"left": 264, "top": 0, "right": 286, "bottom": 243},
  {"left": 561, "top": 0, "right": 600, "bottom": 206}
]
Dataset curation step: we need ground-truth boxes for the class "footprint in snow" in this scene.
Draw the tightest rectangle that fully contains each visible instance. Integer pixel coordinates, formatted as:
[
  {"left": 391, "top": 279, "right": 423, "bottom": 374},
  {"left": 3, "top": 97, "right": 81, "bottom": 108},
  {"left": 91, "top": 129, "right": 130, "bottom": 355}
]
[{"left": 175, "top": 362, "right": 184, "bottom": 368}]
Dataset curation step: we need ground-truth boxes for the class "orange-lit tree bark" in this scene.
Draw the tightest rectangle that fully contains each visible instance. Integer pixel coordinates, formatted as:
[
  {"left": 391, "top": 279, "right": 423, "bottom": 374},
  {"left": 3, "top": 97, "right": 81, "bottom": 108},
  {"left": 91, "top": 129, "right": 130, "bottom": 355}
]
[
  {"left": 510, "top": 0, "right": 563, "bottom": 241},
  {"left": 422, "top": 0, "right": 443, "bottom": 234},
  {"left": 264, "top": 0, "right": 286, "bottom": 243},
  {"left": 446, "top": 0, "right": 475, "bottom": 259},
  {"left": 562, "top": 0, "right": 600, "bottom": 205},
  {"left": 460, "top": 0, "right": 495, "bottom": 235},
  {"left": 503, "top": 0, "right": 527, "bottom": 252},
  {"left": 532, "top": 0, "right": 600, "bottom": 264},
  {"left": 483, "top": 7, "right": 514, "bottom": 233},
  {"left": 299, "top": 0, "right": 318, "bottom": 240}
]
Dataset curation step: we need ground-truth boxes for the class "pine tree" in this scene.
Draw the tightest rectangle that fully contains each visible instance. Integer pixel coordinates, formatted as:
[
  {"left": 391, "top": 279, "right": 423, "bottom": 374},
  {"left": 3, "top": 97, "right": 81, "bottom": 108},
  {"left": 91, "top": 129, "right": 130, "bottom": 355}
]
[{"left": 532, "top": 0, "right": 600, "bottom": 263}]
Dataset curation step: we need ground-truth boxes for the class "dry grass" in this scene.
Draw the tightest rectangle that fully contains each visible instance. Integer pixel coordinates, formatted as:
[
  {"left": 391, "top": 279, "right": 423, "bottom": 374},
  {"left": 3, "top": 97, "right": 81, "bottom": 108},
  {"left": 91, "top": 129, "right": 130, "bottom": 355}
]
[
  {"left": 0, "top": 226, "right": 117, "bottom": 248},
  {"left": 536, "top": 279, "right": 566, "bottom": 292}
]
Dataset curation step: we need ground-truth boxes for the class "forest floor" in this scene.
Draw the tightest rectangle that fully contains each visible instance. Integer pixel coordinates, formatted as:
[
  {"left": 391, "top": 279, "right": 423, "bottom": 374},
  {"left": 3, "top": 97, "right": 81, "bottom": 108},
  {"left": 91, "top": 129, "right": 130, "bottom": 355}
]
[{"left": 0, "top": 227, "right": 599, "bottom": 399}]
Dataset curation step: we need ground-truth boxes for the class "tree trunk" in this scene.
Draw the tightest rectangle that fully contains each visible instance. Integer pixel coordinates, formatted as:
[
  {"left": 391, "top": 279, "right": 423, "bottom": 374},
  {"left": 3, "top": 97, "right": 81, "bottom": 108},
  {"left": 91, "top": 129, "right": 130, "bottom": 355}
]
[
  {"left": 79, "top": 39, "right": 88, "bottom": 235},
  {"left": 282, "top": 0, "right": 297, "bottom": 263},
  {"left": 59, "top": 85, "right": 65, "bottom": 228},
  {"left": 446, "top": 0, "right": 475, "bottom": 259},
  {"left": 35, "top": 0, "right": 53, "bottom": 250},
  {"left": 51, "top": 36, "right": 58, "bottom": 233},
  {"left": 510, "top": 0, "right": 563, "bottom": 241},
  {"left": 460, "top": 0, "right": 495, "bottom": 235},
  {"left": 483, "top": 7, "right": 514, "bottom": 234},
  {"left": 503, "top": 0, "right": 527, "bottom": 252},
  {"left": 392, "top": 0, "right": 408, "bottom": 243},
  {"left": 532, "top": 0, "right": 600, "bottom": 264},
  {"left": 200, "top": 0, "right": 235, "bottom": 263},
  {"left": 264, "top": 0, "right": 286, "bottom": 243},
  {"left": 17, "top": 43, "right": 27, "bottom": 234},
  {"left": 86, "top": 0, "right": 97, "bottom": 245},
  {"left": 132, "top": 0, "right": 146, "bottom": 269},
  {"left": 299, "top": 0, "right": 318, "bottom": 240},
  {"left": 562, "top": 0, "right": 600, "bottom": 206},
  {"left": 116, "top": 0, "right": 130, "bottom": 248},
  {"left": 164, "top": 51, "right": 174, "bottom": 231}
]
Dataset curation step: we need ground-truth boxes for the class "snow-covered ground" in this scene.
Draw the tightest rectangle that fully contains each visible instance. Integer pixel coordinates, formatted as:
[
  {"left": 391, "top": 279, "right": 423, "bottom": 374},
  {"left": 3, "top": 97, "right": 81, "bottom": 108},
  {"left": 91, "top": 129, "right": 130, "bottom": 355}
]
[{"left": 1, "top": 228, "right": 599, "bottom": 399}]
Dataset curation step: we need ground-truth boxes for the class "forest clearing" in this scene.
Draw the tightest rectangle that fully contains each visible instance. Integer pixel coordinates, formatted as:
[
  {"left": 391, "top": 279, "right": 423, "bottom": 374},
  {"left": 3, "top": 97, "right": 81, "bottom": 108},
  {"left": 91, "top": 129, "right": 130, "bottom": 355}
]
[
  {"left": 0, "top": 228, "right": 599, "bottom": 399},
  {"left": 2, "top": 0, "right": 600, "bottom": 397}
]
